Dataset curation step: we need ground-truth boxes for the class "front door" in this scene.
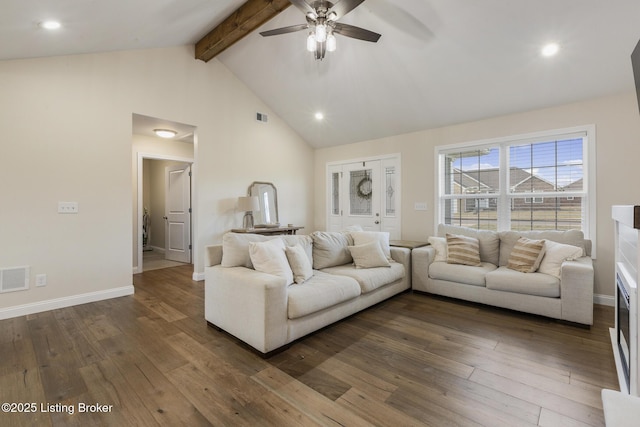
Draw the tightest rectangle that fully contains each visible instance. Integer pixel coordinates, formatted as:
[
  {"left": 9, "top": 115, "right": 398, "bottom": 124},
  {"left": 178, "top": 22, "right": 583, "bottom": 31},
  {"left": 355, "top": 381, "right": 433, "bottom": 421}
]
[
  {"left": 327, "top": 156, "right": 401, "bottom": 238},
  {"left": 165, "top": 163, "right": 191, "bottom": 263}
]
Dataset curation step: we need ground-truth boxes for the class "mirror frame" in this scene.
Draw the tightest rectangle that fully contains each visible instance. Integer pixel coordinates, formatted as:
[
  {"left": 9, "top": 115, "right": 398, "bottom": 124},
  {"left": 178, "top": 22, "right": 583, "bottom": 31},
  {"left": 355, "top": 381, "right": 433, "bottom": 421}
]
[{"left": 248, "top": 181, "right": 279, "bottom": 226}]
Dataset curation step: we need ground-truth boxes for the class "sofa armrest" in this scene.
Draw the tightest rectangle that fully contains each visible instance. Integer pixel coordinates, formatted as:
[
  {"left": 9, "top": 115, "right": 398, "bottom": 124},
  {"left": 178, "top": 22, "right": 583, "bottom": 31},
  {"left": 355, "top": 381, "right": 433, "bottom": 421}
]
[
  {"left": 560, "top": 256, "right": 594, "bottom": 325},
  {"left": 411, "top": 245, "right": 435, "bottom": 292},
  {"left": 204, "top": 244, "right": 223, "bottom": 267},
  {"left": 390, "top": 246, "right": 411, "bottom": 267},
  {"left": 205, "top": 265, "right": 288, "bottom": 353}
]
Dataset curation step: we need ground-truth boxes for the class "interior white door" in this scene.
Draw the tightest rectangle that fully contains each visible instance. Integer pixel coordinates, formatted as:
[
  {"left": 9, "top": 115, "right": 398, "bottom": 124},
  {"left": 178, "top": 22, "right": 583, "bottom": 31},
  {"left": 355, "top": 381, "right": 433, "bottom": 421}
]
[{"left": 165, "top": 163, "right": 191, "bottom": 263}]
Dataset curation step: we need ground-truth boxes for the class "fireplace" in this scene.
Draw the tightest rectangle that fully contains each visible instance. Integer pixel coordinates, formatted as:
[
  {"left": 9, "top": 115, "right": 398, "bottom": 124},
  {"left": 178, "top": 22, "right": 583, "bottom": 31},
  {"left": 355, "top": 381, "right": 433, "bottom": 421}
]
[
  {"left": 617, "top": 273, "right": 632, "bottom": 392},
  {"left": 612, "top": 205, "right": 640, "bottom": 396}
]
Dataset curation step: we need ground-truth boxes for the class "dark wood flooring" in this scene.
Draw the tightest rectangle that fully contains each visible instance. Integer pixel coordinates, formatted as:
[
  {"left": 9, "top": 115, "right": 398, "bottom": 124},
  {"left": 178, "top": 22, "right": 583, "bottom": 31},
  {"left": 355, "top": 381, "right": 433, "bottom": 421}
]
[{"left": 0, "top": 264, "right": 618, "bottom": 426}]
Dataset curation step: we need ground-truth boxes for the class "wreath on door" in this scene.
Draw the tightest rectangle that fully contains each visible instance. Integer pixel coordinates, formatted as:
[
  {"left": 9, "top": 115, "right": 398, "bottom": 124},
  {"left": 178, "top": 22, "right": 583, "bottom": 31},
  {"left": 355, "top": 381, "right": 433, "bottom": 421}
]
[{"left": 357, "top": 176, "right": 372, "bottom": 200}]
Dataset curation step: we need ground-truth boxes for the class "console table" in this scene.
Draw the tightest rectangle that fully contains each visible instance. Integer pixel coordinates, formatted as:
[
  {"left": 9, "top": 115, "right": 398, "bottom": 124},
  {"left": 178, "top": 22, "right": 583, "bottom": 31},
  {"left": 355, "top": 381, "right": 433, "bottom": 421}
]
[{"left": 231, "top": 226, "right": 303, "bottom": 236}]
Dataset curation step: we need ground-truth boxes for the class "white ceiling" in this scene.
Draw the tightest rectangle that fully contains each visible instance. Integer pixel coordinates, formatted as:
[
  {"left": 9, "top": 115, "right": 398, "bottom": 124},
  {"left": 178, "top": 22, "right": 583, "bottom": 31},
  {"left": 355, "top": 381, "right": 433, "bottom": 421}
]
[{"left": 4, "top": 1, "right": 640, "bottom": 148}]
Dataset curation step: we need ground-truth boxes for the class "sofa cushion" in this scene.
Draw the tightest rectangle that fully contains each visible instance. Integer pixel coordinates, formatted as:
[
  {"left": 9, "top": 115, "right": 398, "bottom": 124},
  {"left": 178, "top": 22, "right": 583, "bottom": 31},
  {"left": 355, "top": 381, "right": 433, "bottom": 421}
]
[
  {"left": 499, "top": 229, "right": 585, "bottom": 266},
  {"left": 348, "top": 241, "right": 391, "bottom": 269},
  {"left": 506, "top": 237, "right": 546, "bottom": 273},
  {"left": 429, "top": 261, "right": 497, "bottom": 287},
  {"left": 287, "top": 272, "right": 361, "bottom": 319},
  {"left": 321, "top": 262, "right": 405, "bottom": 293},
  {"left": 438, "top": 224, "right": 500, "bottom": 265},
  {"left": 285, "top": 244, "right": 314, "bottom": 284},
  {"left": 282, "top": 235, "right": 313, "bottom": 265},
  {"left": 221, "top": 233, "right": 276, "bottom": 268},
  {"left": 538, "top": 240, "right": 584, "bottom": 279},
  {"left": 312, "top": 231, "right": 354, "bottom": 269},
  {"left": 249, "top": 239, "right": 294, "bottom": 285},
  {"left": 428, "top": 236, "right": 447, "bottom": 262},
  {"left": 350, "top": 231, "right": 391, "bottom": 259},
  {"left": 486, "top": 267, "right": 560, "bottom": 297},
  {"left": 446, "top": 233, "right": 481, "bottom": 266}
]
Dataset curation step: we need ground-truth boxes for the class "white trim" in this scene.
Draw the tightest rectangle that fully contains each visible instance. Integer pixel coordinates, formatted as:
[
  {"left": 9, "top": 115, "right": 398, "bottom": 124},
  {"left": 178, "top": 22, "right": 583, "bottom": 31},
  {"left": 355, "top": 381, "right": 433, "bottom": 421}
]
[
  {"left": 136, "top": 152, "right": 195, "bottom": 277},
  {"left": 0, "top": 285, "right": 135, "bottom": 321},
  {"left": 595, "top": 293, "right": 615, "bottom": 307},
  {"left": 192, "top": 272, "right": 205, "bottom": 281}
]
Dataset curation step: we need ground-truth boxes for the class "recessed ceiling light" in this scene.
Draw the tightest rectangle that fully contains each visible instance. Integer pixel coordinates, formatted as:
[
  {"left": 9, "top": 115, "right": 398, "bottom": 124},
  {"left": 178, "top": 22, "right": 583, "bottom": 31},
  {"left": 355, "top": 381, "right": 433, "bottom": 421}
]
[
  {"left": 40, "top": 20, "right": 61, "bottom": 30},
  {"left": 154, "top": 129, "right": 177, "bottom": 138},
  {"left": 315, "top": 112, "right": 324, "bottom": 120},
  {"left": 541, "top": 42, "right": 560, "bottom": 57}
]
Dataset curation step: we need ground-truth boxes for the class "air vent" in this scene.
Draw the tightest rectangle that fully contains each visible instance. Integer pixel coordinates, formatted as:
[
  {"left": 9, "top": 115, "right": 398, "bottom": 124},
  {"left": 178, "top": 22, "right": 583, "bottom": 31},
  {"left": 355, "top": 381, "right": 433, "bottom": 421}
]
[
  {"left": 256, "top": 112, "right": 268, "bottom": 123},
  {"left": 0, "top": 266, "right": 29, "bottom": 293}
]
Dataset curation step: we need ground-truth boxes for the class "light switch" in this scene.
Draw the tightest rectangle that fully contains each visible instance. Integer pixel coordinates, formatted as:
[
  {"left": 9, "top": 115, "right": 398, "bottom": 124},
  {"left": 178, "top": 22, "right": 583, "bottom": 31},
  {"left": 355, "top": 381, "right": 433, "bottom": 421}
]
[
  {"left": 414, "top": 202, "right": 428, "bottom": 211},
  {"left": 58, "top": 202, "right": 79, "bottom": 214}
]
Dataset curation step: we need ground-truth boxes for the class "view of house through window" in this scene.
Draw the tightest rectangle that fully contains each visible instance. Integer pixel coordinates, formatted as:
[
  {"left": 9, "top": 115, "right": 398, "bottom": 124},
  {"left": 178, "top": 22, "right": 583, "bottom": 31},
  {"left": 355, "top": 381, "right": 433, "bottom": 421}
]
[{"left": 439, "top": 130, "right": 590, "bottom": 233}]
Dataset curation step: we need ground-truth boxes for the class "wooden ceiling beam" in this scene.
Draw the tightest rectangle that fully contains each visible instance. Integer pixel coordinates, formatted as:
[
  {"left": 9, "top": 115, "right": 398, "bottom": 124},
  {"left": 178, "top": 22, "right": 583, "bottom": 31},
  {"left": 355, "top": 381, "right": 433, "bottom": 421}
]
[{"left": 195, "top": 0, "right": 291, "bottom": 62}]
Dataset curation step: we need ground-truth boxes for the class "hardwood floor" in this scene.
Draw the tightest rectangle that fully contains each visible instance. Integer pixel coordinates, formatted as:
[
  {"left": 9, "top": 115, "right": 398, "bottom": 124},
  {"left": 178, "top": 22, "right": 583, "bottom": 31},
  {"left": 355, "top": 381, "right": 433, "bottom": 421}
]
[{"left": 0, "top": 265, "right": 618, "bottom": 426}]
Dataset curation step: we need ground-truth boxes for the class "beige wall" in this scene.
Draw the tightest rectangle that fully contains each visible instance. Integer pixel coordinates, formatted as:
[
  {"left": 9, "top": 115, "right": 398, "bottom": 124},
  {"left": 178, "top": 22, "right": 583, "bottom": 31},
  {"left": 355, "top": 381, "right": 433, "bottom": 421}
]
[
  {"left": 315, "top": 91, "right": 640, "bottom": 298},
  {"left": 0, "top": 46, "right": 314, "bottom": 314}
]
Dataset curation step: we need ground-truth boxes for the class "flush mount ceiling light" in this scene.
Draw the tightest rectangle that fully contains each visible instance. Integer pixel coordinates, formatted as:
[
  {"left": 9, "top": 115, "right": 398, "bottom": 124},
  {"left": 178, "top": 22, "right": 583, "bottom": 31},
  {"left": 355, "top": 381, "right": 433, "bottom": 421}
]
[
  {"left": 260, "top": 0, "right": 381, "bottom": 60},
  {"left": 153, "top": 129, "right": 177, "bottom": 138},
  {"left": 541, "top": 42, "right": 560, "bottom": 57},
  {"left": 315, "top": 112, "right": 324, "bottom": 120},
  {"left": 40, "top": 20, "right": 61, "bottom": 30}
]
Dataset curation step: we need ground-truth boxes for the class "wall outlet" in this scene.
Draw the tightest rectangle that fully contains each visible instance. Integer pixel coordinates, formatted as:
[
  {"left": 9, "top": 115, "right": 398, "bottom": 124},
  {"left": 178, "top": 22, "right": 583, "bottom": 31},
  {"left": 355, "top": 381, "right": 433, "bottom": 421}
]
[
  {"left": 414, "top": 202, "right": 428, "bottom": 211},
  {"left": 58, "top": 201, "right": 78, "bottom": 214},
  {"left": 35, "top": 274, "right": 47, "bottom": 287}
]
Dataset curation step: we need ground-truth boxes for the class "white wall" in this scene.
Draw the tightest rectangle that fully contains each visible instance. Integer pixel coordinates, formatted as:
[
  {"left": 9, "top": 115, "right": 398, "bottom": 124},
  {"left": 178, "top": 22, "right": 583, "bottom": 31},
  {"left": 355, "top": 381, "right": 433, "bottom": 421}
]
[
  {"left": 0, "top": 46, "right": 314, "bottom": 316},
  {"left": 315, "top": 91, "right": 640, "bottom": 299}
]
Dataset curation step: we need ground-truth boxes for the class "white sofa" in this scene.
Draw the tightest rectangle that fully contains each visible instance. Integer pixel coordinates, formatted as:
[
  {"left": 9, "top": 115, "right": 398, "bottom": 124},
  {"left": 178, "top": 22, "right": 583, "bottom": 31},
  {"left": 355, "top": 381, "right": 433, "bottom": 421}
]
[
  {"left": 412, "top": 224, "right": 594, "bottom": 325},
  {"left": 204, "top": 231, "right": 411, "bottom": 355}
]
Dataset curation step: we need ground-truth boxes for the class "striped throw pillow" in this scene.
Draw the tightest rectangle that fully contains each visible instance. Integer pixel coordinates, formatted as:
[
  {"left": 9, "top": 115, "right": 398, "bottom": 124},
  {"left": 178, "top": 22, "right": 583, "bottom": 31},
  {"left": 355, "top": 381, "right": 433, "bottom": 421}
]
[
  {"left": 506, "top": 237, "right": 546, "bottom": 273},
  {"left": 446, "top": 233, "right": 481, "bottom": 266}
]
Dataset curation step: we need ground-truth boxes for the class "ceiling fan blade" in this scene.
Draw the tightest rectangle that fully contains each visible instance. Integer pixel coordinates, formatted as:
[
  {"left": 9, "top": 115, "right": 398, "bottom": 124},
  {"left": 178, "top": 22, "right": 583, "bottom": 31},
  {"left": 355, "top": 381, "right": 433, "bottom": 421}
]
[
  {"left": 333, "top": 23, "right": 381, "bottom": 42},
  {"left": 288, "top": 0, "right": 316, "bottom": 17},
  {"left": 328, "top": 0, "right": 366, "bottom": 20},
  {"left": 260, "top": 23, "right": 309, "bottom": 37}
]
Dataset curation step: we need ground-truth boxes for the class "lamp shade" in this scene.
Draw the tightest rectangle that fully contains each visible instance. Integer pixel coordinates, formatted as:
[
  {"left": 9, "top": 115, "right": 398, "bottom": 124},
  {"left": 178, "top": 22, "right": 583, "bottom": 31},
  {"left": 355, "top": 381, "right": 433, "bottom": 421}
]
[{"left": 237, "top": 196, "right": 260, "bottom": 212}]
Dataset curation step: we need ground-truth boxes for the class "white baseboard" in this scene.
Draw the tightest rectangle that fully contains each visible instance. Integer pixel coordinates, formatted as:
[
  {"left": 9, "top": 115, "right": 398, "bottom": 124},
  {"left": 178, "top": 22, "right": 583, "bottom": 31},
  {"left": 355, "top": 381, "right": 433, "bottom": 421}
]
[
  {"left": 595, "top": 293, "right": 615, "bottom": 307},
  {"left": 0, "top": 285, "right": 135, "bottom": 321},
  {"left": 133, "top": 265, "right": 141, "bottom": 274},
  {"left": 192, "top": 272, "right": 205, "bottom": 281}
]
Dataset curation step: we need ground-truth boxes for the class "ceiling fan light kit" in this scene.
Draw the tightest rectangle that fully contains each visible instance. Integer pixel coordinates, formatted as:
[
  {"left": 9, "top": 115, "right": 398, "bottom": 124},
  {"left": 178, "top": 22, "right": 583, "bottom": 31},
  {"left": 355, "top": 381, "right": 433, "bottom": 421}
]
[{"left": 260, "top": 0, "right": 381, "bottom": 60}]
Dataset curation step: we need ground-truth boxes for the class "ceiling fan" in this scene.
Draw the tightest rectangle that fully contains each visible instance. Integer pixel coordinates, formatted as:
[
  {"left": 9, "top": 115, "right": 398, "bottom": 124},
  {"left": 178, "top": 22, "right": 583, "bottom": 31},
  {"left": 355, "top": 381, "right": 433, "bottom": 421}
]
[{"left": 260, "top": 0, "right": 381, "bottom": 60}]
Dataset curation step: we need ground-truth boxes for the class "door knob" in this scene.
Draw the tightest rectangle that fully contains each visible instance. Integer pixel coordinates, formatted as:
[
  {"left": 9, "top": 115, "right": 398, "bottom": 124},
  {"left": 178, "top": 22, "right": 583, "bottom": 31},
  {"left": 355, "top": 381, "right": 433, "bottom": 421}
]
[
  {"left": 375, "top": 220, "right": 380, "bottom": 225},
  {"left": 163, "top": 216, "right": 168, "bottom": 220}
]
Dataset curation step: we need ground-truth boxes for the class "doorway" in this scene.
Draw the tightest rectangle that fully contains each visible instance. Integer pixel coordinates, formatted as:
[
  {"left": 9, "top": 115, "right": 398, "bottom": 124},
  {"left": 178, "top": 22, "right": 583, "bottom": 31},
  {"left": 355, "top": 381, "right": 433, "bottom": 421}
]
[
  {"left": 326, "top": 154, "right": 401, "bottom": 238},
  {"left": 132, "top": 113, "right": 196, "bottom": 274}
]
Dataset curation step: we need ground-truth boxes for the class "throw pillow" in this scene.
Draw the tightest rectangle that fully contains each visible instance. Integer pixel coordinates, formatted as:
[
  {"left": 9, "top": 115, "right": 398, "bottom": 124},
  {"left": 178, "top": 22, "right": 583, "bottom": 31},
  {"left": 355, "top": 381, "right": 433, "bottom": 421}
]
[
  {"left": 285, "top": 244, "right": 313, "bottom": 284},
  {"left": 248, "top": 238, "right": 294, "bottom": 285},
  {"left": 348, "top": 241, "right": 391, "bottom": 269},
  {"left": 221, "top": 232, "right": 275, "bottom": 268},
  {"left": 506, "top": 237, "right": 546, "bottom": 273},
  {"left": 351, "top": 231, "right": 391, "bottom": 259},
  {"left": 446, "top": 233, "right": 481, "bottom": 266},
  {"left": 538, "top": 240, "right": 584, "bottom": 279},
  {"left": 428, "top": 236, "right": 447, "bottom": 262},
  {"left": 311, "top": 231, "right": 353, "bottom": 269}
]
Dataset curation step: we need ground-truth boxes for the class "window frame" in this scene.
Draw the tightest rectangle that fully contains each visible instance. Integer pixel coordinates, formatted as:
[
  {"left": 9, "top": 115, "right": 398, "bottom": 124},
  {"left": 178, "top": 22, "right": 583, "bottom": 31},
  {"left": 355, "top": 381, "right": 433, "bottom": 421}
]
[{"left": 435, "top": 125, "right": 596, "bottom": 256}]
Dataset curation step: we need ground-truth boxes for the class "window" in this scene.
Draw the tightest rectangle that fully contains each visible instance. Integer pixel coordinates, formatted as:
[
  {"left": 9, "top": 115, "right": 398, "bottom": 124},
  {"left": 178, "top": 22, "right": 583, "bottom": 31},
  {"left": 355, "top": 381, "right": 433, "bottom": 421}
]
[{"left": 437, "top": 127, "right": 594, "bottom": 240}]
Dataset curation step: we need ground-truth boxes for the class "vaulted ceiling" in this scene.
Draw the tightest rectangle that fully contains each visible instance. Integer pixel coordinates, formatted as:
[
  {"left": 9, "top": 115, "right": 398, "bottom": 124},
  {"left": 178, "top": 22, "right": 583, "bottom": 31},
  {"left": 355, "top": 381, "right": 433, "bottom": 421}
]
[{"left": 4, "top": 1, "right": 640, "bottom": 148}]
